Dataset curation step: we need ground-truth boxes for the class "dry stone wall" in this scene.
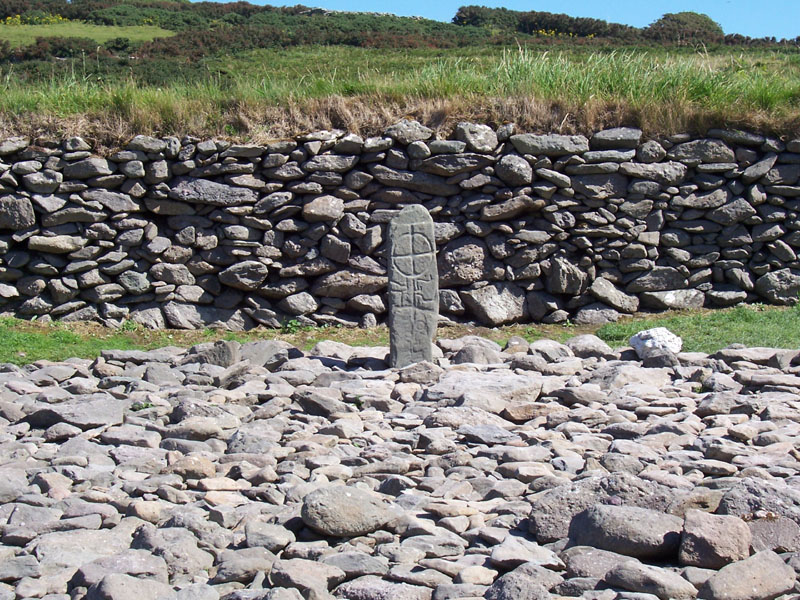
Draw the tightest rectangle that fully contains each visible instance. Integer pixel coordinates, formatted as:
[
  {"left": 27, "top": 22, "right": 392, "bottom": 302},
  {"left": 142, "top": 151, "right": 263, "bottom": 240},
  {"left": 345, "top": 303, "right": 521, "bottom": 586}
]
[{"left": 1, "top": 122, "right": 800, "bottom": 330}]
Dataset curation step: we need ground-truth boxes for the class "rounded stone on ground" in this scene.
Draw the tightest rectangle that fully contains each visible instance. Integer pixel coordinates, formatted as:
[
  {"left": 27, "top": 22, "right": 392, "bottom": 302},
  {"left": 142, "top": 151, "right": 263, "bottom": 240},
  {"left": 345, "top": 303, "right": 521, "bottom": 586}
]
[
  {"left": 697, "top": 550, "right": 796, "bottom": 600},
  {"left": 301, "top": 486, "right": 397, "bottom": 537}
]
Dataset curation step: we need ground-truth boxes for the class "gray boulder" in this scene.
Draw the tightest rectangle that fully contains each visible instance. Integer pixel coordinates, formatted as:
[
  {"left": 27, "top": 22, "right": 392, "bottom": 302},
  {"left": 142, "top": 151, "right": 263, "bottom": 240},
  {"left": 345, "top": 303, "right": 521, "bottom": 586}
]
[
  {"left": 418, "top": 153, "right": 493, "bottom": 176},
  {"left": 591, "top": 127, "right": 642, "bottom": 149},
  {"left": 561, "top": 546, "right": 636, "bottom": 579},
  {"left": 219, "top": 261, "right": 270, "bottom": 291},
  {"left": 568, "top": 504, "right": 683, "bottom": 560},
  {"left": 572, "top": 174, "right": 627, "bottom": 200},
  {"left": 384, "top": 120, "right": 433, "bottom": 145},
  {"left": 185, "top": 340, "right": 241, "bottom": 367},
  {"left": 590, "top": 277, "right": 639, "bottom": 313},
  {"left": 495, "top": 155, "right": 533, "bottom": 186},
  {"left": 547, "top": 257, "right": 587, "bottom": 295},
  {"left": 573, "top": 303, "right": 621, "bottom": 325},
  {"left": 482, "top": 195, "right": 544, "bottom": 221},
  {"left": 717, "top": 478, "right": 800, "bottom": 525},
  {"left": 70, "top": 550, "right": 170, "bottom": 588},
  {"left": 640, "top": 290, "right": 705, "bottom": 310},
  {"left": 369, "top": 165, "right": 459, "bottom": 196},
  {"left": 707, "top": 199, "right": 757, "bottom": 225},
  {"left": 0, "top": 136, "right": 29, "bottom": 155},
  {"left": 605, "top": 562, "right": 697, "bottom": 600},
  {"left": 619, "top": 162, "right": 687, "bottom": 185},
  {"left": 673, "top": 188, "right": 730, "bottom": 209},
  {"left": 754, "top": 269, "right": 800, "bottom": 305},
  {"left": 697, "top": 550, "right": 795, "bottom": 600},
  {"left": 438, "top": 237, "right": 504, "bottom": 287},
  {"left": 668, "top": 139, "right": 735, "bottom": 164},
  {"left": 311, "top": 270, "right": 387, "bottom": 298},
  {"left": 83, "top": 189, "right": 141, "bottom": 212},
  {"left": 302, "top": 486, "right": 396, "bottom": 537},
  {"left": 333, "top": 575, "right": 431, "bottom": 600},
  {"left": 461, "top": 283, "right": 527, "bottom": 326},
  {"left": 637, "top": 140, "right": 667, "bottom": 163},
  {"left": 303, "top": 195, "right": 344, "bottom": 222},
  {"left": 511, "top": 133, "right": 589, "bottom": 156},
  {"left": 748, "top": 516, "right": 800, "bottom": 553},
  {"left": 626, "top": 267, "right": 688, "bottom": 293},
  {"left": 23, "top": 170, "right": 62, "bottom": 194},
  {"left": 679, "top": 509, "right": 751, "bottom": 569},
  {"left": 484, "top": 562, "right": 559, "bottom": 600},
  {"left": 64, "top": 157, "right": 112, "bottom": 179},
  {"left": 0, "top": 195, "right": 35, "bottom": 230},
  {"left": 529, "top": 473, "right": 681, "bottom": 543},
  {"left": 303, "top": 154, "right": 358, "bottom": 173},
  {"left": 128, "top": 135, "right": 167, "bottom": 153},
  {"left": 455, "top": 122, "right": 498, "bottom": 152},
  {"left": 85, "top": 573, "right": 176, "bottom": 600},
  {"left": 26, "top": 398, "right": 126, "bottom": 430},
  {"left": 169, "top": 177, "right": 257, "bottom": 206}
]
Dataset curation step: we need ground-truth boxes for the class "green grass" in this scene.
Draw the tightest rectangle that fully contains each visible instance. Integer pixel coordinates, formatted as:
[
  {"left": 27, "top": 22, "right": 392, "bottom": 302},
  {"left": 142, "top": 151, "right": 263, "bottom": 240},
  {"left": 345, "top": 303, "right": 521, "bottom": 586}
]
[
  {"left": 596, "top": 304, "right": 800, "bottom": 354},
  {"left": 0, "top": 317, "right": 169, "bottom": 364},
  {"left": 0, "top": 23, "right": 174, "bottom": 47},
  {"left": 3, "top": 304, "right": 800, "bottom": 365},
  {"left": 0, "top": 317, "right": 389, "bottom": 365},
  {"left": 1, "top": 45, "right": 799, "bottom": 141}
]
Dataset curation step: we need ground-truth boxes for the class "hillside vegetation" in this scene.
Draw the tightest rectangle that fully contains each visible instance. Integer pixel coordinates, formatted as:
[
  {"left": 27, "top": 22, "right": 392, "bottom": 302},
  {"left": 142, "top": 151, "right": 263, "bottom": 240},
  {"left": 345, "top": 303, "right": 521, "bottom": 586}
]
[{"left": 0, "top": 1, "right": 798, "bottom": 142}]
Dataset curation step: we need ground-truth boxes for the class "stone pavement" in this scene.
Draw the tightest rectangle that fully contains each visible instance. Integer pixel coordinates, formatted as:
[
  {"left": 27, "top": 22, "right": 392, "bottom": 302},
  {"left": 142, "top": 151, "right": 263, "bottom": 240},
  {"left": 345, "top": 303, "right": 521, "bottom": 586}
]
[{"left": 0, "top": 331, "right": 799, "bottom": 600}]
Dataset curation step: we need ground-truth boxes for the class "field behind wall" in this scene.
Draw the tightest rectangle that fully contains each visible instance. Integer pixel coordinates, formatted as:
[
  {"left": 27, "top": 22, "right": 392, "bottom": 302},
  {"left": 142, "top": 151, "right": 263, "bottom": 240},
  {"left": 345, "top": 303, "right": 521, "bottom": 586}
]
[{"left": 0, "top": 44, "right": 799, "bottom": 144}]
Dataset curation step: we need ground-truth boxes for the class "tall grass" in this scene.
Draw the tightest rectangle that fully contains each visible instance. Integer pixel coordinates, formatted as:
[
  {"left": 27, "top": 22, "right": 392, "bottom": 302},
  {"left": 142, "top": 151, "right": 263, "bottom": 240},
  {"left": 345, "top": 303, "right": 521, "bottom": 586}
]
[
  {"left": 493, "top": 48, "right": 800, "bottom": 110},
  {"left": 1, "top": 46, "right": 799, "bottom": 141}
]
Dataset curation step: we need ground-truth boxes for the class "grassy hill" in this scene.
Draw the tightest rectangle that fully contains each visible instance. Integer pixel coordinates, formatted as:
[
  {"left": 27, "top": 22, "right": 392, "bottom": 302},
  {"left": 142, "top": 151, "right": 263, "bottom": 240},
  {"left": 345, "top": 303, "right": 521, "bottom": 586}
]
[{"left": 0, "top": 2, "right": 797, "bottom": 143}]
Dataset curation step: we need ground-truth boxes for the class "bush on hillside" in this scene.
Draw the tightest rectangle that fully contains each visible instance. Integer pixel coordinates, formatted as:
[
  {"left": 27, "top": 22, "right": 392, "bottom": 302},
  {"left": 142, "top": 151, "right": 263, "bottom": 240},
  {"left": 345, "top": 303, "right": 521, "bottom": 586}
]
[
  {"left": 453, "top": 5, "right": 518, "bottom": 31},
  {"left": 22, "top": 36, "right": 103, "bottom": 59},
  {"left": 453, "top": 5, "right": 640, "bottom": 40},
  {"left": 644, "top": 12, "right": 724, "bottom": 45},
  {"left": 103, "top": 36, "right": 133, "bottom": 52},
  {"left": 89, "top": 4, "right": 209, "bottom": 29}
]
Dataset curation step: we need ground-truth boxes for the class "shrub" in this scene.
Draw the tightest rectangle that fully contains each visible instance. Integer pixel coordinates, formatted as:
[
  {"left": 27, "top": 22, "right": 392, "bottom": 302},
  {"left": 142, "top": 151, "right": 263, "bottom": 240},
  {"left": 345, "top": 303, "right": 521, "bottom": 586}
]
[
  {"left": 18, "top": 36, "right": 102, "bottom": 59},
  {"left": 644, "top": 12, "right": 724, "bottom": 45},
  {"left": 103, "top": 37, "right": 133, "bottom": 53},
  {"left": 452, "top": 5, "right": 639, "bottom": 40},
  {"left": 452, "top": 5, "right": 518, "bottom": 30},
  {"left": 20, "top": 10, "right": 69, "bottom": 24}
]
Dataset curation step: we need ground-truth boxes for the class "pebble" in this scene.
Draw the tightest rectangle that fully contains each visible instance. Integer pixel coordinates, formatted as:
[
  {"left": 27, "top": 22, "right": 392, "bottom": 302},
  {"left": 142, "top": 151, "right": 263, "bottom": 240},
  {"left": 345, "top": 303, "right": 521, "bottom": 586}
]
[{"left": 0, "top": 332, "right": 798, "bottom": 600}]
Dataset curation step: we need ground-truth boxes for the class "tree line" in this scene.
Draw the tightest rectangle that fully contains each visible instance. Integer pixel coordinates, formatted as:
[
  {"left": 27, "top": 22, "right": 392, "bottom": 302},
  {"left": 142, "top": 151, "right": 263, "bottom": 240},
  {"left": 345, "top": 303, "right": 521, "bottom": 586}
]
[{"left": 453, "top": 6, "right": 793, "bottom": 46}]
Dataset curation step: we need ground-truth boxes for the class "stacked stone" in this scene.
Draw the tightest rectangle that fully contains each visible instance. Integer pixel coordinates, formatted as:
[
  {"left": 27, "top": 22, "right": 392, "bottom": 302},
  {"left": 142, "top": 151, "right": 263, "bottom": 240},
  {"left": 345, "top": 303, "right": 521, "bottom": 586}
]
[
  {"left": 0, "top": 123, "right": 799, "bottom": 329},
  {"left": 0, "top": 334, "right": 800, "bottom": 599}
]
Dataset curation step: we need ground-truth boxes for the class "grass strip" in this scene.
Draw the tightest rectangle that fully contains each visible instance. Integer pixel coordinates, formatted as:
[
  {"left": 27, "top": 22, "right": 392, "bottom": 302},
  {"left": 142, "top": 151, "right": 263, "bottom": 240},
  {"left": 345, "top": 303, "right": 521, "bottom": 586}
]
[{"left": 1, "top": 304, "right": 799, "bottom": 366}]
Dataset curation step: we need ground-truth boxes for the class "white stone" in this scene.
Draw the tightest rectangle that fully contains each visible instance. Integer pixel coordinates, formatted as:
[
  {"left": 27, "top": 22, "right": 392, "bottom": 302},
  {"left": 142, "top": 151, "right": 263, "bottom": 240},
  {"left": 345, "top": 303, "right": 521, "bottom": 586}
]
[{"left": 629, "top": 327, "right": 682, "bottom": 358}]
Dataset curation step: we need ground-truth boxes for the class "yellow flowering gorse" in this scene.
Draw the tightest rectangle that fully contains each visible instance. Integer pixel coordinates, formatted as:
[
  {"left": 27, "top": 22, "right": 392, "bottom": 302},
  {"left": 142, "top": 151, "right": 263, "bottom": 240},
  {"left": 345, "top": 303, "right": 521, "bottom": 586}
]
[{"left": 2, "top": 13, "right": 70, "bottom": 26}]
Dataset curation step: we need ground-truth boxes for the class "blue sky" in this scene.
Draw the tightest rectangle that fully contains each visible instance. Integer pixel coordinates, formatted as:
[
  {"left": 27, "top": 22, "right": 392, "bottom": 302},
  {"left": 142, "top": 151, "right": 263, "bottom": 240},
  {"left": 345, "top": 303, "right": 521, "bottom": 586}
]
[{"left": 262, "top": 1, "right": 800, "bottom": 40}]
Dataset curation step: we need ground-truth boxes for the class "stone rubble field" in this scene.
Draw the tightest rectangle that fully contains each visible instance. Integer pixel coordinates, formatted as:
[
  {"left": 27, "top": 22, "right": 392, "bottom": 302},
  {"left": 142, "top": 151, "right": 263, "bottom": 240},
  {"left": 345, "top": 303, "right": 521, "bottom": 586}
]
[{"left": 1, "top": 331, "right": 800, "bottom": 600}]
